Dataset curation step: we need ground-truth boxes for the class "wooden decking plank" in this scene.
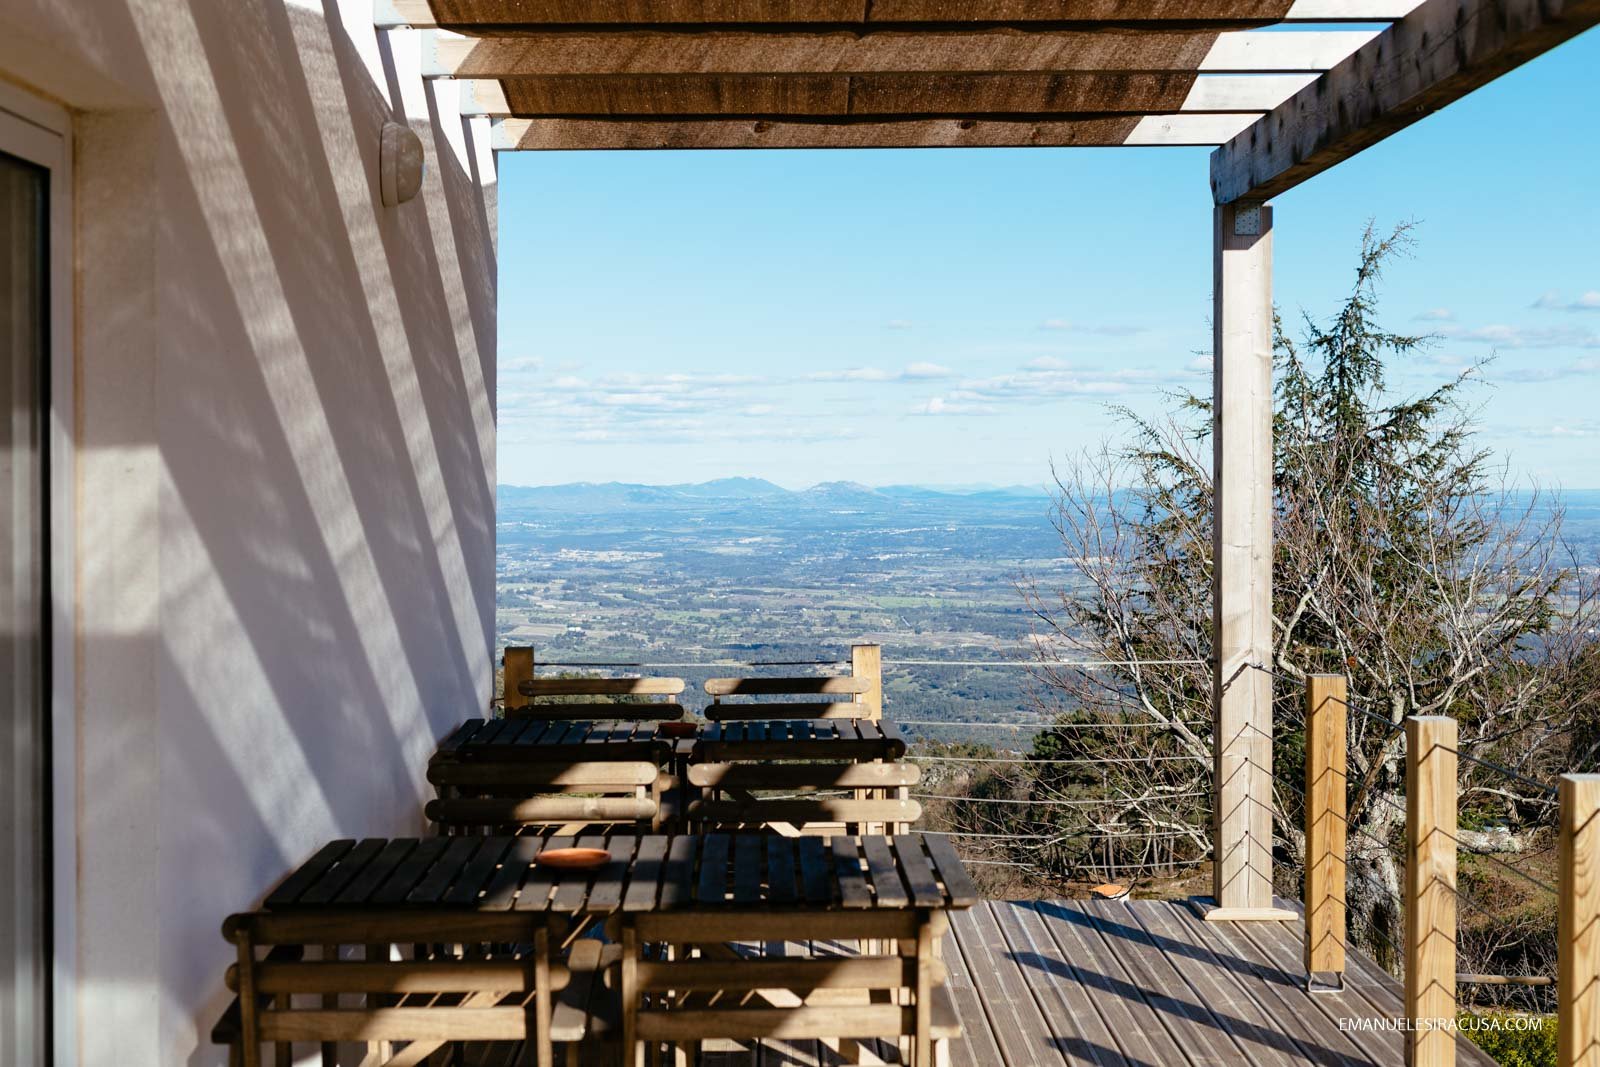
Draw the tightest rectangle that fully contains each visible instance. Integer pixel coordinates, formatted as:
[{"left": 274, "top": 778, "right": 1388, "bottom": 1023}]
[
  {"left": 623, "top": 834, "right": 669, "bottom": 912},
  {"left": 991, "top": 901, "right": 1135, "bottom": 1067},
  {"left": 1080, "top": 899, "right": 1243, "bottom": 1067},
  {"left": 1034, "top": 899, "right": 1197, "bottom": 1067},
  {"left": 756, "top": 941, "right": 824, "bottom": 1067},
  {"left": 938, "top": 909, "right": 1009, "bottom": 1067},
  {"left": 1123, "top": 903, "right": 1310, "bottom": 1067},
  {"left": 697, "top": 833, "right": 733, "bottom": 905},
  {"left": 860, "top": 835, "right": 909, "bottom": 908},
  {"left": 954, "top": 900, "right": 1070, "bottom": 1067},
  {"left": 264, "top": 839, "right": 357, "bottom": 907},
  {"left": 830, "top": 837, "right": 871, "bottom": 909},
  {"left": 1161, "top": 901, "right": 1383, "bottom": 1067},
  {"left": 1238, "top": 919, "right": 1409, "bottom": 1064},
  {"left": 370, "top": 837, "right": 450, "bottom": 905},
  {"left": 406, "top": 834, "right": 485, "bottom": 904}
]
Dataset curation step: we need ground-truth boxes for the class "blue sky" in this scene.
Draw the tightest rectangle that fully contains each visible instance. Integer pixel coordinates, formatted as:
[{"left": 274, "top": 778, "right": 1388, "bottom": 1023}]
[{"left": 495, "top": 28, "right": 1599, "bottom": 491}]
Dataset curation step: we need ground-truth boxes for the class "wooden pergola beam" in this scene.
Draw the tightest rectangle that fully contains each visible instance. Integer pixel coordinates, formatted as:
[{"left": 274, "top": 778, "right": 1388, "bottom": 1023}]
[
  {"left": 420, "top": 29, "right": 1381, "bottom": 77},
  {"left": 1211, "top": 0, "right": 1600, "bottom": 203},
  {"left": 379, "top": 0, "right": 1426, "bottom": 29},
  {"left": 460, "top": 72, "right": 1315, "bottom": 118},
  {"left": 489, "top": 113, "right": 1256, "bottom": 149}
]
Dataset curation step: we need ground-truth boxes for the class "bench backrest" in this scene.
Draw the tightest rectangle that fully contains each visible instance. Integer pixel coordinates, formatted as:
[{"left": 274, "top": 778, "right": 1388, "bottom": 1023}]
[
  {"left": 427, "top": 759, "right": 665, "bottom": 833},
  {"left": 501, "top": 647, "right": 687, "bottom": 721},
  {"left": 685, "top": 761, "right": 920, "bottom": 836},
  {"left": 703, "top": 644, "right": 882, "bottom": 722}
]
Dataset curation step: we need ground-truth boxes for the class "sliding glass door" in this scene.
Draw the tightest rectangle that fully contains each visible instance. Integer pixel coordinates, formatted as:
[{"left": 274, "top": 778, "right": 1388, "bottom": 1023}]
[{"left": 0, "top": 143, "right": 49, "bottom": 1066}]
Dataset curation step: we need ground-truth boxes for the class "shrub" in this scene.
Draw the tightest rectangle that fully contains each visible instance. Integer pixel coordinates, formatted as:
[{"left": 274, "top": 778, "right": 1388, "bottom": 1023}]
[{"left": 1460, "top": 1013, "right": 1557, "bottom": 1067}]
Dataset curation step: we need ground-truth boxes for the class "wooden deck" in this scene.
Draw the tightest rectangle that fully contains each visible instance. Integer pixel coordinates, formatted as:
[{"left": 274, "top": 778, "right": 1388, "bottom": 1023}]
[{"left": 707, "top": 898, "right": 1498, "bottom": 1067}]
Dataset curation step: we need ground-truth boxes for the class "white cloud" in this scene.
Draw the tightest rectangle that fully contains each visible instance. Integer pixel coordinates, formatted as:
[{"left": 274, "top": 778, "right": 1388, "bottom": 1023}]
[
  {"left": 1498, "top": 356, "right": 1600, "bottom": 383},
  {"left": 1439, "top": 323, "right": 1600, "bottom": 349},
  {"left": 1413, "top": 308, "right": 1454, "bottom": 322},
  {"left": 808, "top": 364, "right": 953, "bottom": 382},
  {"left": 1038, "top": 318, "right": 1145, "bottom": 336},
  {"left": 913, "top": 396, "right": 999, "bottom": 416},
  {"left": 1532, "top": 290, "right": 1600, "bottom": 312}
]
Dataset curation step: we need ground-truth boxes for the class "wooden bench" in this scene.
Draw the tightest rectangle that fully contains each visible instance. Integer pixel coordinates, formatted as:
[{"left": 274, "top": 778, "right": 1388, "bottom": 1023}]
[
  {"left": 427, "top": 758, "right": 667, "bottom": 834},
  {"left": 686, "top": 760, "right": 921, "bottom": 836},
  {"left": 215, "top": 920, "right": 619, "bottom": 1067}
]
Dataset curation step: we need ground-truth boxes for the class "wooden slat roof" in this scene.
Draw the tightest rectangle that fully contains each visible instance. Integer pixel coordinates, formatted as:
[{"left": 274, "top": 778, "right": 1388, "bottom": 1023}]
[
  {"left": 380, "top": 0, "right": 1599, "bottom": 197},
  {"left": 384, "top": 0, "right": 1429, "bottom": 148}
]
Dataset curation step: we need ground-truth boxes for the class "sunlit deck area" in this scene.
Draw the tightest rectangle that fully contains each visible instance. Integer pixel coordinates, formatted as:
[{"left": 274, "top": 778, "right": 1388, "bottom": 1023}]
[{"left": 702, "top": 899, "right": 1496, "bottom": 1067}]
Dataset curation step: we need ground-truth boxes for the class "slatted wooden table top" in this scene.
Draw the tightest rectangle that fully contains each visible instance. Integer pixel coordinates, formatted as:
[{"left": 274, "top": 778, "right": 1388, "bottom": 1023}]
[
  {"left": 433, "top": 717, "right": 907, "bottom": 763},
  {"left": 262, "top": 833, "right": 974, "bottom": 915},
  {"left": 693, "top": 718, "right": 906, "bottom": 761},
  {"left": 435, "top": 717, "right": 671, "bottom": 761}
]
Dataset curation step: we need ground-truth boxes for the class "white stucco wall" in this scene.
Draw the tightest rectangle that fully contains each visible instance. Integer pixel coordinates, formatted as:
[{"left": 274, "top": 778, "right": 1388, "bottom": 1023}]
[{"left": 0, "top": 3, "right": 497, "bottom": 1063}]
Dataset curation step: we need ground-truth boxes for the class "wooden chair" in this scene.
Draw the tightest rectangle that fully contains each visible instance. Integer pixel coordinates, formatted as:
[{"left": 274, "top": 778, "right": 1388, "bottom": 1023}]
[
  {"left": 685, "top": 760, "right": 921, "bottom": 836},
  {"left": 703, "top": 643, "right": 883, "bottom": 721},
  {"left": 623, "top": 909, "right": 958, "bottom": 1067},
  {"left": 502, "top": 647, "right": 687, "bottom": 721},
  {"left": 427, "top": 760, "right": 666, "bottom": 834},
  {"left": 216, "top": 919, "right": 619, "bottom": 1067}
]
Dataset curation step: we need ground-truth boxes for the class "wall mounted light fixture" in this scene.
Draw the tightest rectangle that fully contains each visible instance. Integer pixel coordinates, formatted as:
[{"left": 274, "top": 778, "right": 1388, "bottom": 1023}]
[{"left": 379, "top": 120, "right": 424, "bottom": 206}]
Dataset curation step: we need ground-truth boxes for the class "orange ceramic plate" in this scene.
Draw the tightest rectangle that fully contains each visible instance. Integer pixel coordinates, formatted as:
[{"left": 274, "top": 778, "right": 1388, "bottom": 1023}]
[
  {"left": 657, "top": 721, "right": 698, "bottom": 738},
  {"left": 534, "top": 848, "right": 609, "bottom": 870}
]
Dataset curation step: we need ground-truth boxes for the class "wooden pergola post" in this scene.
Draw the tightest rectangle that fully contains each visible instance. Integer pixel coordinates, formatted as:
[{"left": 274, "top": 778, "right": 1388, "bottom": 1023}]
[
  {"left": 1559, "top": 773, "right": 1600, "bottom": 1067},
  {"left": 1304, "top": 674, "right": 1348, "bottom": 987},
  {"left": 1405, "top": 715, "right": 1457, "bottom": 1067},
  {"left": 1203, "top": 201, "right": 1289, "bottom": 921}
]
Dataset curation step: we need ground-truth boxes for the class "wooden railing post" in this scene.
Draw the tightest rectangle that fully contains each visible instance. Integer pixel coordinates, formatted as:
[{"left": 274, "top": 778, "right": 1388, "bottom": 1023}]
[
  {"left": 852, "top": 643, "right": 883, "bottom": 721},
  {"left": 503, "top": 646, "right": 534, "bottom": 715},
  {"left": 1405, "top": 715, "right": 1458, "bottom": 1067},
  {"left": 1304, "top": 674, "right": 1347, "bottom": 989},
  {"left": 1559, "top": 773, "right": 1600, "bottom": 1067}
]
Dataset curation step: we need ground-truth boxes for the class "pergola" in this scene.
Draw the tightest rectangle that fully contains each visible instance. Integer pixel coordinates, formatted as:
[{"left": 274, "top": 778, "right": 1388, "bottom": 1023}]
[{"left": 378, "top": 0, "right": 1598, "bottom": 920}]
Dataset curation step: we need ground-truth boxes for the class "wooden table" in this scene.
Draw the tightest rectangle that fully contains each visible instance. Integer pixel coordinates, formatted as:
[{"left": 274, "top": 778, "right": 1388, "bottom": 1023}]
[{"left": 226, "top": 831, "right": 974, "bottom": 1066}]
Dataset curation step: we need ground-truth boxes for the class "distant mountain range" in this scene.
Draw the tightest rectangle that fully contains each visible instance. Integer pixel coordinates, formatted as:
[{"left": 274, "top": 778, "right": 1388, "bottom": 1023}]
[{"left": 496, "top": 478, "right": 1050, "bottom": 514}]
